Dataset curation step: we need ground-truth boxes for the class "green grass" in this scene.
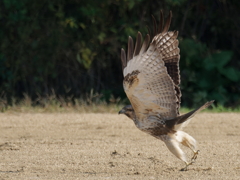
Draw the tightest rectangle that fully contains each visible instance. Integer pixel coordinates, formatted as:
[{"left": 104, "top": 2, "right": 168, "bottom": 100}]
[
  {"left": 0, "top": 94, "right": 239, "bottom": 113},
  {"left": 180, "top": 104, "right": 240, "bottom": 113},
  {"left": 0, "top": 93, "right": 124, "bottom": 113}
]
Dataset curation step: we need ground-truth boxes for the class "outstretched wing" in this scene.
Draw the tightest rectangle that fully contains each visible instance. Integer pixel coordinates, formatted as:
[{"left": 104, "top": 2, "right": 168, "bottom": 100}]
[
  {"left": 151, "top": 11, "right": 181, "bottom": 113},
  {"left": 121, "top": 11, "right": 180, "bottom": 121}
]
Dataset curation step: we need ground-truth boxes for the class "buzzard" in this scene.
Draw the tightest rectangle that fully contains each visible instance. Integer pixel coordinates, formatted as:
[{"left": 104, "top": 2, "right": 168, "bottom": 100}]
[{"left": 118, "top": 11, "right": 214, "bottom": 171}]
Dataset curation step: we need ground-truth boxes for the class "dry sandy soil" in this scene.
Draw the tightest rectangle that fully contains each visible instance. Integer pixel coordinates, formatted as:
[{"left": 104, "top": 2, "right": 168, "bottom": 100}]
[{"left": 0, "top": 112, "right": 240, "bottom": 179}]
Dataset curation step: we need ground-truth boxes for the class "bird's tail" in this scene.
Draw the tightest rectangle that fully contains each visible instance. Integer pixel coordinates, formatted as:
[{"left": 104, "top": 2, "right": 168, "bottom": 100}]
[{"left": 166, "top": 100, "right": 214, "bottom": 130}]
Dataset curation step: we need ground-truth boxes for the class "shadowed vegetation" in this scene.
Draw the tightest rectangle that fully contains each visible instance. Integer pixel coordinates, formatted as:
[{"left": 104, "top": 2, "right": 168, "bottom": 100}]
[{"left": 0, "top": 0, "right": 240, "bottom": 110}]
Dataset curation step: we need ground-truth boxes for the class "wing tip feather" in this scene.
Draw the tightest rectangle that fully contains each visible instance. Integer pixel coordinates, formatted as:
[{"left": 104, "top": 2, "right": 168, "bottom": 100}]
[
  {"left": 133, "top": 32, "right": 142, "bottom": 56},
  {"left": 127, "top": 36, "right": 134, "bottom": 61},
  {"left": 121, "top": 48, "right": 127, "bottom": 71}
]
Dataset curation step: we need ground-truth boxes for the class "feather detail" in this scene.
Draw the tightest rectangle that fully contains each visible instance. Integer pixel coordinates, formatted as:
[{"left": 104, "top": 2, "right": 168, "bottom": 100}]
[
  {"left": 127, "top": 36, "right": 134, "bottom": 61},
  {"left": 133, "top": 32, "right": 142, "bottom": 56},
  {"left": 162, "top": 11, "right": 172, "bottom": 33},
  {"left": 158, "top": 10, "right": 164, "bottom": 33},
  {"left": 121, "top": 48, "right": 127, "bottom": 71},
  {"left": 152, "top": 15, "right": 158, "bottom": 37},
  {"left": 139, "top": 34, "right": 150, "bottom": 55}
]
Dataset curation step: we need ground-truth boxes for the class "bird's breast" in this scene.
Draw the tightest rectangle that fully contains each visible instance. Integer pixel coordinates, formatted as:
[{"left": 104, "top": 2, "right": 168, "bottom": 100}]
[{"left": 135, "top": 119, "right": 175, "bottom": 137}]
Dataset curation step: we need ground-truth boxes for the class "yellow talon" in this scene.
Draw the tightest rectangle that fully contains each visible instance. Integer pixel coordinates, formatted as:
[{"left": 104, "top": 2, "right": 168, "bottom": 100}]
[
  {"left": 180, "top": 162, "right": 193, "bottom": 171},
  {"left": 191, "top": 150, "right": 200, "bottom": 162}
]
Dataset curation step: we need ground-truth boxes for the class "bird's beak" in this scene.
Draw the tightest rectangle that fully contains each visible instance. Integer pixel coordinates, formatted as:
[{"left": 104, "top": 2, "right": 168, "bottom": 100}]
[{"left": 118, "top": 109, "right": 125, "bottom": 114}]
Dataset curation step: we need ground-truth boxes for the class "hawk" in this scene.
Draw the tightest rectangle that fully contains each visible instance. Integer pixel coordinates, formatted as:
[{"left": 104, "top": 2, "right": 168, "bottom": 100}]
[{"left": 118, "top": 11, "right": 214, "bottom": 171}]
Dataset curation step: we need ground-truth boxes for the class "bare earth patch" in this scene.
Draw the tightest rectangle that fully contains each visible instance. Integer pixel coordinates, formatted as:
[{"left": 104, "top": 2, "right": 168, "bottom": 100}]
[{"left": 0, "top": 112, "right": 240, "bottom": 179}]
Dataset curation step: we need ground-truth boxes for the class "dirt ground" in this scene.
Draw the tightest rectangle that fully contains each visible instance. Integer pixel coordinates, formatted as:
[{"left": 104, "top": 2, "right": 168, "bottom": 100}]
[{"left": 0, "top": 112, "right": 240, "bottom": 179}]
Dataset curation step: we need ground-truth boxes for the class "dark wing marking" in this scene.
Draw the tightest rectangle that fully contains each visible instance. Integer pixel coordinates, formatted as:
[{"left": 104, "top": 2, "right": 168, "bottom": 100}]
[{"left": 124, "top": 70, "right": 140, "bottom": 88}]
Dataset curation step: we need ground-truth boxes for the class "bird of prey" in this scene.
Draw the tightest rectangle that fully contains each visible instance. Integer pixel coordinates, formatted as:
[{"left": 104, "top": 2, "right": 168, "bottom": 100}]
[{"left": 118, "top": 11, "right": 214, "bottom": 171}]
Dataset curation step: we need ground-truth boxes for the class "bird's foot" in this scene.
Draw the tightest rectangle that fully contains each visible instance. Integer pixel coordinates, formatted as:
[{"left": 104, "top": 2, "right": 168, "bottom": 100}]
[
  {"left": 191, "top": 150, "right": 200, "bottom": 162},
  {"left": 180, "top": 150, "right": 200, "bottom": 171},
  {"left": 180, "top": 162, "right": 193, "bottom": 171}
]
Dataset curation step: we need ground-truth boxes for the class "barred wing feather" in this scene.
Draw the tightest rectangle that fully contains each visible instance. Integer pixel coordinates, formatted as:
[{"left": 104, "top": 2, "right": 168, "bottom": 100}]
[{"left": 121, "top": 11, "right": 181, "bottom": 121}]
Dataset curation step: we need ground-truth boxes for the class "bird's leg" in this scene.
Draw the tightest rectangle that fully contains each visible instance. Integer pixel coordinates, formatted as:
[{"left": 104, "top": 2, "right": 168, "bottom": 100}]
[
  {"left": 191, "top": 150, "right": 200, "bottom": 162},
  {"left": 163, "top": 136, "right": 192, "bottom": 171},
  {"left": 180, "top": 161, "right": 193, "bottom": 171},
  {"left": 181, "top": 150, "right": 199, "bottom": 171},
  {"left": 176, "top": 131, "right": 199, "bottom": 164},
  {"left": 180, "top": 150, "right": 200, "bottom": 171}
]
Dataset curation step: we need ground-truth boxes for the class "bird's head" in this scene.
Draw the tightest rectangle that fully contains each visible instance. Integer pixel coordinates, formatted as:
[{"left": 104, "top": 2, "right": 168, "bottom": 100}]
[{"left": 118, "top": 105, "right": 136, "bottom": 120}]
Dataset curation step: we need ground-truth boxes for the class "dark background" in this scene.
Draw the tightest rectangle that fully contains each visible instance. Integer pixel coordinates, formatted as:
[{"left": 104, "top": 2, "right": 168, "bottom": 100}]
[{"left": 0, "top": 0, "right": 239, "bottom": 108}]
